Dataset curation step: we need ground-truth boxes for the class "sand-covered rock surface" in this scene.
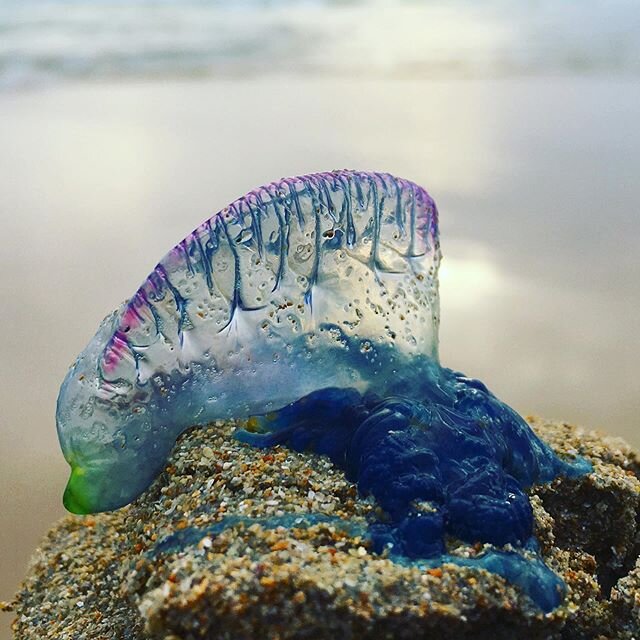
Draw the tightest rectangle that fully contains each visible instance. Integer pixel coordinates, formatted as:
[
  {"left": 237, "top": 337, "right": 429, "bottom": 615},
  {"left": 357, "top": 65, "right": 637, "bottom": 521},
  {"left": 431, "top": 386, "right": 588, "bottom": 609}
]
[{"left": 4, "top": 417, "right": 640, "bottom": 639}]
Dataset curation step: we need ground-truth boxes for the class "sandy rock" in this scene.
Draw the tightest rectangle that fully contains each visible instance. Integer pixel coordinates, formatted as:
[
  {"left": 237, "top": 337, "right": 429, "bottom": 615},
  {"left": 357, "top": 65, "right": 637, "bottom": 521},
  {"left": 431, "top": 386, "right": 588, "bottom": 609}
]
[{"left": 6, "top": 418, "right": 640, "bottom": 639}]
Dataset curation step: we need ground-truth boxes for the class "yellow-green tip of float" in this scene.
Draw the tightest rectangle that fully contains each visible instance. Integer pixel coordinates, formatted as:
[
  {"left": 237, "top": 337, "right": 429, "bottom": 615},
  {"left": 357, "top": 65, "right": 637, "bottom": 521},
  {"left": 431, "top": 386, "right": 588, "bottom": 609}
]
[{"left": 62, "top": 465, "right": 93, "bottom": 515}]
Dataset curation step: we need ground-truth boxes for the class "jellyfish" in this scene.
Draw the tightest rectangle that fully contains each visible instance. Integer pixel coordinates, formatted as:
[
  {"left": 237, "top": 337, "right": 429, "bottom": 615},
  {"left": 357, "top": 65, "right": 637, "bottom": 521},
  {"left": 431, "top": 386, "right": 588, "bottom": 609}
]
[{"left": 56, "top": 170, "right": 589, "bottom": 610}]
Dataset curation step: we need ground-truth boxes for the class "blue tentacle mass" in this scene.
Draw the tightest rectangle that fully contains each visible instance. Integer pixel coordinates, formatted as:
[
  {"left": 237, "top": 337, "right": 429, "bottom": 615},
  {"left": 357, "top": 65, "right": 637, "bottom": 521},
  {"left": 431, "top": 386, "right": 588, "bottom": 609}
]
[{"left": 56, "top": 170, "right": 589, "bottom": 612}]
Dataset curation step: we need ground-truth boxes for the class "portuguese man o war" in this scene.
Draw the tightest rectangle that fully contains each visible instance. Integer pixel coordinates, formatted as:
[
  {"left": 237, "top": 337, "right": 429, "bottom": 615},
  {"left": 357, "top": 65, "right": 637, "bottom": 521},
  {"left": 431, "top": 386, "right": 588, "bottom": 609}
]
[{"left": 56, "top": 170, "right": 590, "bottom": 611}]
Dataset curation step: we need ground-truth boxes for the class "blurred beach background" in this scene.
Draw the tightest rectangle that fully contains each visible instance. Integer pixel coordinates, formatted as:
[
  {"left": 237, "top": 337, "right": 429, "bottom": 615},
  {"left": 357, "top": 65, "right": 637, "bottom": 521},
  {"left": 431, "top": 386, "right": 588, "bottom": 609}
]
[{"left": 1, "top": 1, "right": 639, "bottom": 636}]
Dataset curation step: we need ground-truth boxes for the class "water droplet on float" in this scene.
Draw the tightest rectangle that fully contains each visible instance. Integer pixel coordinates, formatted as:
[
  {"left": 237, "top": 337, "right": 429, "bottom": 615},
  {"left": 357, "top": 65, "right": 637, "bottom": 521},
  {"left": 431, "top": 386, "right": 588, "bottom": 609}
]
[
  {"left": 112, "top": 430, "right": 127, "bottom": 451},
  {"left": 294, "top": 243, "right": 313, "bottom": 263},
  {"left": 360, "top": 340, "right": 372, "bottom": 353}
]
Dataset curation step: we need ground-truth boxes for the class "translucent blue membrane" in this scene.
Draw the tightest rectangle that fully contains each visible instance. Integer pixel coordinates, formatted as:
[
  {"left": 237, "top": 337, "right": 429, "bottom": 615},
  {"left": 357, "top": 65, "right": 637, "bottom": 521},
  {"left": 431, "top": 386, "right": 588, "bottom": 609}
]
[
  {"left": 237, "top": 369, "right": 589, "bottom": 551},
  {"left": 234, "top": 365, "right": 588, "bottom": 611},
  {"left": 56, "top": 170, "right": 590, "bottom": 611}
]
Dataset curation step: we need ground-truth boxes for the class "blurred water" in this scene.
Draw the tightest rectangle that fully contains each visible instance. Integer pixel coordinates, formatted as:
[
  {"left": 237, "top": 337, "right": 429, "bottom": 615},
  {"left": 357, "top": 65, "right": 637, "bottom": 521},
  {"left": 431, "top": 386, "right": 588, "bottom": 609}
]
[
  {"left": 1, "top": 0, "right": 639, "bottom": 89},
  {"left": 1, "top": 3, "right": 639, "bottom": 638}
]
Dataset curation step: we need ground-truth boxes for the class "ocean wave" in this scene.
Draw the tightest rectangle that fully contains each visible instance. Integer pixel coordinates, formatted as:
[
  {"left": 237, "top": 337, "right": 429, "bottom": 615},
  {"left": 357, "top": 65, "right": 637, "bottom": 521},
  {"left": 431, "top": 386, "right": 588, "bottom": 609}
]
[{"left": 1, "top": 0, "right": 639, "bottom": 89}]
